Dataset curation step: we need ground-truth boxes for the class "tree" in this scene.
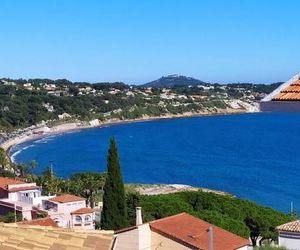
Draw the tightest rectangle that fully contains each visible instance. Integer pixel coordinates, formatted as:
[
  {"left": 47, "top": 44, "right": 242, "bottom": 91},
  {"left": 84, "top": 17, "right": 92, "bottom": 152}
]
[
  {"left": 67, "top": 172, "right": 106, "bottom": 207},
  {"left": 40, "top": 165, "right": 61, "bottom": 195},
  {"left": 245, "top": 214, "right": 269, "bottom": 246},
  {"left": 0, "top": 148, "right": 7, "bottom": 167},
  {"left": 101, "top": 138, "right": 127, "bottom": 230}
]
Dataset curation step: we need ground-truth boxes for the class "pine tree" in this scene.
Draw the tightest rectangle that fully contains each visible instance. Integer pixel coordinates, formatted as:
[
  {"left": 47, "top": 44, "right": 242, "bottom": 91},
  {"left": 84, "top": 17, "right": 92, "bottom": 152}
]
[{"left": 101, "top": 138, "right": 127, "bottom": 230}]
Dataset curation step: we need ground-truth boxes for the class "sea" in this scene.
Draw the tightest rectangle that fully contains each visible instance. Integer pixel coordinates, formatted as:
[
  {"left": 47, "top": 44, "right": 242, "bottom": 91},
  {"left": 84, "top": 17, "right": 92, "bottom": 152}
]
[{"left": 10, "top": 112, "right": 300, "bottom": 212}]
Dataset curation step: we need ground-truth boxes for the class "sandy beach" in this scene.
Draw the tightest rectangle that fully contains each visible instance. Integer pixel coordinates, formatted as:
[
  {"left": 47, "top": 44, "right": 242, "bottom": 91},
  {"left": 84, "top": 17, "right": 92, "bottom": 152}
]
[{"left": 1, "top": 108, "right": 247, "bottom": 156}]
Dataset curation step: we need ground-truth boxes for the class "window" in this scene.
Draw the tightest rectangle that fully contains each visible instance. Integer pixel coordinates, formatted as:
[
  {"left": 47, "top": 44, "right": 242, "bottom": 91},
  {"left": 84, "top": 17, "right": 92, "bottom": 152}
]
[
  {"left": 74, "top": 216, "right": 82, "bottom": 226},
  {"left": 85, "top": 215, "right": 91, "bottom": 222},
  {"left": 53, "top": 218, "right": 60, "bottom": 224},
  {"left": 75, "top": 216, "right": 82, "bottom": 223}
]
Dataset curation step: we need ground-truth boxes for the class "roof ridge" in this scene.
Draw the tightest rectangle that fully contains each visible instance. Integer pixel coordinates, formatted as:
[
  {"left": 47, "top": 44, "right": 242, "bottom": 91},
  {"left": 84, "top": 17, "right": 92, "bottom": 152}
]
[
  {"left": 276, "top": 220, "right": 300, "bottom": 229},
  {"left": 115, "top": 213, "right": 188, "bottom": 234},
  {"left": 149, "top": 212, "right": 187, "bottom": 224},
  {"left": 150, "top": 212, "right": 249, "bottom": 248}
]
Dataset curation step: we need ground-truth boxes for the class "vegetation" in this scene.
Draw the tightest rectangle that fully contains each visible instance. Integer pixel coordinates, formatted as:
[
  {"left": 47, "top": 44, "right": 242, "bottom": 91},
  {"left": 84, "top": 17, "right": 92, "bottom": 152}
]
[
  {"left": 0, "top": 147, "right": 7, "bottom": 167},
  {"left": 255, "top": 246, "right": 287, "bottom": 250},
  {"left": 101, "top": 138, "right": 127, "bottom": 230},
  {"left": 126, "top": 191, "right": 294, "bottom": 246},
  {"left": 0, "top": 212, "right": 22, "bottom": 223},
  {"left": 1, "top": 154, "right": 292, "bottom": 246},
  {"left": 0, "top": 136, "right": 293, "bottom": 246},
  {"left": 0, "top": 77, "right": 277, "bottom": 132},
  {"left": 67, "top": 172, "right": 106, "bottom": 207}
]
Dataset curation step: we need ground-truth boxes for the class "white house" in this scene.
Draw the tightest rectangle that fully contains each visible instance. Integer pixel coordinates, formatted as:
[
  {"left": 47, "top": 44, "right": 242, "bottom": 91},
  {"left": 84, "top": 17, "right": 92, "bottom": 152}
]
[
  {"left": 0, "top": 177, "right": 55, "bottom": 220},
  {"left": 277, "top": 220, "right": 300, "bottom": 250},
  {"left": 0, "top": 177, "right": 95, "bottom": 229},
  {"left": 42, "top": 194, "right": 95, "bottom": 229},
  {"left": 89, "top": 119, "right": 100, "bottom": 126}
]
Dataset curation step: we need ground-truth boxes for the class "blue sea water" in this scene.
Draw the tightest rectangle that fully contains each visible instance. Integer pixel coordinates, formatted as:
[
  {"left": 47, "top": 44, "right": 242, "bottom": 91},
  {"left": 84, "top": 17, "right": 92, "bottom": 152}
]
[{"left": 10, "top": 113, "right": 300, "bottom": 212}]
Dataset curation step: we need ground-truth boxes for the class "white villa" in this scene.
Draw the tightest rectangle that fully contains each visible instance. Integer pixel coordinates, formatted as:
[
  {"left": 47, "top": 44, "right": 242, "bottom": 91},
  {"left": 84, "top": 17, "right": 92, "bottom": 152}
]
[
  {"left": 43, "top": 194, "right": 95, "bottom": 229},
  {"left": 277, "top": 220, "right": 300, "bottom": 250},
  {"left": 0, "top": 177, "right": 95, "bottom": 229}
]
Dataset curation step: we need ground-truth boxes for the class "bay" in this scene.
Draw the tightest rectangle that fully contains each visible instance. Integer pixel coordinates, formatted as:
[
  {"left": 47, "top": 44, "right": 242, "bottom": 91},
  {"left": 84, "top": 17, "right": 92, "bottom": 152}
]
[{"left": 10, "top": 113, "right": 300, "bottom": 212}]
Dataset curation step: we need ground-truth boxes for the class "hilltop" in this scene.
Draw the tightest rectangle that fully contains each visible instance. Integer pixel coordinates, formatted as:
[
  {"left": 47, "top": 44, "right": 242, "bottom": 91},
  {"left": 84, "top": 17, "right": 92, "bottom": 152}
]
[{"left": 143, "top": 74, "right": 206, "bottom": 87}]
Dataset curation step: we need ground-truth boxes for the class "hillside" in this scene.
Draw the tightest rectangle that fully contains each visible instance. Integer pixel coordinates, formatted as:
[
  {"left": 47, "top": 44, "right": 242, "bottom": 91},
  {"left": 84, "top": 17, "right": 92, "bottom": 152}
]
[
  {"left": 0, "top": 77, "right": 279, "bottom": 138},
  {"left": 143, "top": 74, "right": 206, "bottom": 87}
]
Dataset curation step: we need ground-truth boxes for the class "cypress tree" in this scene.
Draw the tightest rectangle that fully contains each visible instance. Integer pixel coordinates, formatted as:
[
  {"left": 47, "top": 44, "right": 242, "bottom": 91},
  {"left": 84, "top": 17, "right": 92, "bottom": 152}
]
[{"left": 101, "top": 138, "right": 127, "bottom": 230}]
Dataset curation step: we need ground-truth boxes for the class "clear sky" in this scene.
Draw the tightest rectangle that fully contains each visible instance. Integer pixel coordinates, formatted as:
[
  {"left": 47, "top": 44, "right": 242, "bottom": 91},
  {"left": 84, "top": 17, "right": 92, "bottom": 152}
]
[{"left": 1, "top": 0, "right": 300, "bottom": 84}]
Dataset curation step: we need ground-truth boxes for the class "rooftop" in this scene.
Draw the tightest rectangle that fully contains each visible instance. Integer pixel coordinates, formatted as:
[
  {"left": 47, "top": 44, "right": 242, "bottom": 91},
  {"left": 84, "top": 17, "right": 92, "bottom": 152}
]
[
  {"left": 8, "top": 185, "right": 39, "bottom": 193},
  {"left": 276, "top": 220, "right": 300, "bottom": 233},
  {"left": 71, "top": 208, "right": 95, "bottom": 215},
  {"left": 272, "top": 78, "right": 300, "bottom": 101},
  {"left": 17, "top": 217, "right": 58, "bottom": 227},
  {"left": 0, "top": 177, "right": 26, "bottom": 189},
  {"left": 149, "top": 213, "right": 250, "bottom": 250},
  {"left": 49, "top": 194, "right": 86, "bottom": 203},
  {"left": 0, "top": 223, "right": 113, "bottom": 249},
  {"left": 0, "top": 177, "right": 39, "bottom": 192}
]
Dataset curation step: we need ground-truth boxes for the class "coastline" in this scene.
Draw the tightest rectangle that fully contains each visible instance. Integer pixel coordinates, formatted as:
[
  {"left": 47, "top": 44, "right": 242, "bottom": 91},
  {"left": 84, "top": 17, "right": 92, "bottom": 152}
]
[
  {"left": 126, "top": 183, "right": 234, "bottom": 197},
  {"left": 2, "top": 108, "right": 250, "bottom": 159}
]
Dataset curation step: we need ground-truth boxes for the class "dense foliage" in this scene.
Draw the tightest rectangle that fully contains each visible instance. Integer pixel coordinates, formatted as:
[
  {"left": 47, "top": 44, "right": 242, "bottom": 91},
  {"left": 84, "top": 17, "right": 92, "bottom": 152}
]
[
  {"left": 126, "top": 191, "right": 294, "bottom": 246},
  {"left": 101, "top": 138, "right": 127, "bottom": 230},
  {"left": 0, "top": 77, "right": 278, "bottom": 132},
  {"left": 256, "top": 246, "right": 287, "bottom": 250}
]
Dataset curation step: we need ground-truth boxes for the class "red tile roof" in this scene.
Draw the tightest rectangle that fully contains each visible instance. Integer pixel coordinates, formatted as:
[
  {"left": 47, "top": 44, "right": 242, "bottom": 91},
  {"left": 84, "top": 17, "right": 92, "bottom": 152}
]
[
  {"left": 18, "top": 217, "right": 59, "bottom": 227},
  {"left": 49, "top": 194, "right": 86, "bottom": 203},
  {"left": 272, "top": 78, "right": 300, "bottom": 101},
  {"left": 0, "top": 177, "right": 39, "bottom": 192},
  {"left": 149, "top": 213, "right": 250, "bottom": 250},
  {"left": 71, "top": 208, "right": 95, "bottom": 215},
  {"left": 8, "top": 185, "right": 39, "bottom": 192},
  {"left": 0, "top": 177, "right": 26, "bottom": 189}
]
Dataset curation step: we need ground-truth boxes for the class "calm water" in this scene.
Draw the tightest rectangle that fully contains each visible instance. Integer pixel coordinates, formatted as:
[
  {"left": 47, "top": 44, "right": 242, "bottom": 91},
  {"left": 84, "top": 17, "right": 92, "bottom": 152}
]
[{"left": 11, "top": 113, "right": 300, "bottom": 212}]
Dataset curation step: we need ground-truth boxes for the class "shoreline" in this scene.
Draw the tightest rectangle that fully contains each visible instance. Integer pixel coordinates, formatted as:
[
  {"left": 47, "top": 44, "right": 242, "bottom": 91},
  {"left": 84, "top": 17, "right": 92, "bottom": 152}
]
[
  {"left": 126, "top": 183, "right": 234, "bottom": 197},
  {"left": 2, "top": 108, "right": 251, "bottom": 159}
]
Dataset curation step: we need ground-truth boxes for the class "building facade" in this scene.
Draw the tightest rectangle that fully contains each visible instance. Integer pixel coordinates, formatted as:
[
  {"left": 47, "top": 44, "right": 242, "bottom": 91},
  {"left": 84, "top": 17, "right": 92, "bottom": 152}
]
[
  {"left": 43, "top": 194, "right": 95, "bottom": 229},
  {"left": 0, "top": 177, "right": 95, "bottom": 229},
  {"left": 277, "top": 220, "right": 300, "bottom": 250}
]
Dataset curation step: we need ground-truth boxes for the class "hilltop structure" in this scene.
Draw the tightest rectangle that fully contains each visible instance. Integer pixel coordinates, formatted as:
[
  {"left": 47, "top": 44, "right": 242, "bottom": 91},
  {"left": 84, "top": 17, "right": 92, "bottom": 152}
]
[{"left": 260, "top": 72, "right": 300, "bottom": 111}]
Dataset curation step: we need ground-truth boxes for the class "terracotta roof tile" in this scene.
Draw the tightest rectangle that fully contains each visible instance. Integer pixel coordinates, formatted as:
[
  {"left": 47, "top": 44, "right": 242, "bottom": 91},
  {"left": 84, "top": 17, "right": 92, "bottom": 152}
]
[
  {"left": 49, "top": 194, "right": 85, "bottom": 203},
  {"left": 18, "top": 218, "right": 59, "bottom": 227},
  {"left": 0, "top": 177, "right": 26, "bottom": 189},
  {"left": 71, "top": 208, "right": 95, "bottom": 215},
  {"left": 149, "top": 213, "right": 250, "bottom": 250},
  {"left": 272, "top": 79, "right": 300, "bottom": 101},
  {"left": 276, "top": 220, "right": 300, "bottom": 233}
]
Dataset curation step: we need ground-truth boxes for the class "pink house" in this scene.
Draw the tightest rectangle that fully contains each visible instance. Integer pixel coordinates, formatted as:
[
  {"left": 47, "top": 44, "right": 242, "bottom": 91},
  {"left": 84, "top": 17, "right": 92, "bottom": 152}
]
[
  {"left": 42, "top": 194, "right": 95, "bottom": 229},
  {"left": 0, "top": 177, "right": 95, "bottom": 229}
]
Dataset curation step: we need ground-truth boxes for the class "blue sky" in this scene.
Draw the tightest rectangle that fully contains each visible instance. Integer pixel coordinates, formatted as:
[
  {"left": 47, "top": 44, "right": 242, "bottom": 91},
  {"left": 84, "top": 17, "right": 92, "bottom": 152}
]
[{"left": 1, "top": 0, "right": 300, "bottom": 84}]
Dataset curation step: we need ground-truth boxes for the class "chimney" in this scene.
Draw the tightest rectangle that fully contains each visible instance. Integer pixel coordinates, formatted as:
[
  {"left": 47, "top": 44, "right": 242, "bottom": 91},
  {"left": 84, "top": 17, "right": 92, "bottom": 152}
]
[{"left": 136, "top": 207, "right": 143, "bottom": 225}]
